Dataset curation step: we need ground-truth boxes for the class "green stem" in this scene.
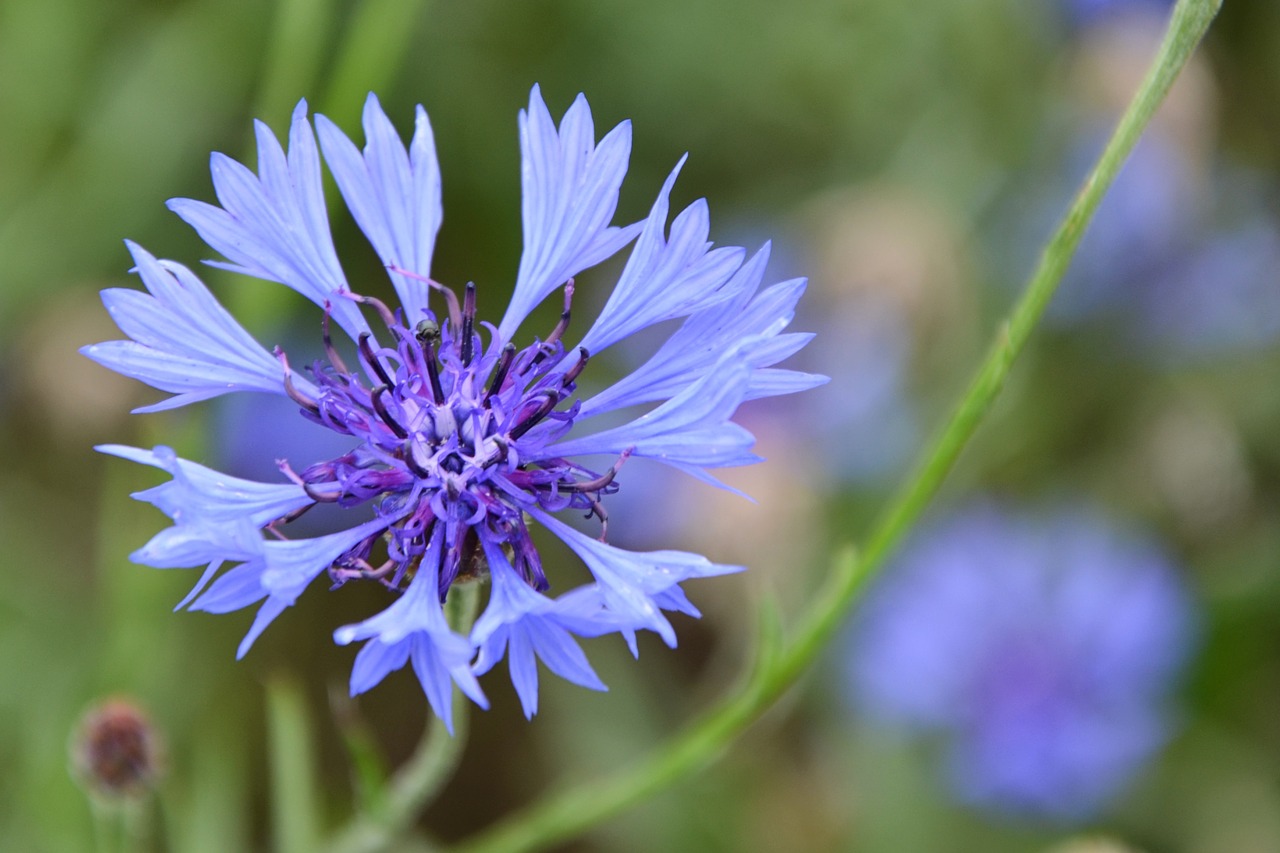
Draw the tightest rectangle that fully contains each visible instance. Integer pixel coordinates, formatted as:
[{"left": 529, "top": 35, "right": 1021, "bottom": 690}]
[
  {"left": 447, "top": 1, "right": 1222, "bottom": 851},
  {"left": 324, "top": 582, "right": 482, "bottom": 853}
]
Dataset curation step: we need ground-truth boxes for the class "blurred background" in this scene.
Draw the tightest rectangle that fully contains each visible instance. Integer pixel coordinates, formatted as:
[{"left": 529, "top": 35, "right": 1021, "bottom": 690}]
[{"left": 2, "top": 0, "right": 1279, "bottom": 850}]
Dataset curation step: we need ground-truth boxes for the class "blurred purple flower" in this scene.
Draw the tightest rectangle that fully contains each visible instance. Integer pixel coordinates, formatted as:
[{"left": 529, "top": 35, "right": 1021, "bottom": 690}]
[
  {"left": 846, "top": 502, "right": 1195, "bottom": 822},
  {"left": 1017, "top": 126, "right": 1280, "bottom": 361},
  {"left": 83, "top": 87, "right": 824, "bottom": 727},
  {"left": 1135, "top": 215, "right": 1280, "bottom": 359},
  {"left": 1059, "top": 0, "right": 1175, "bottom": 29},
  {"left": 1050, "top": 129, "right": 1199, "bottom": 323}
]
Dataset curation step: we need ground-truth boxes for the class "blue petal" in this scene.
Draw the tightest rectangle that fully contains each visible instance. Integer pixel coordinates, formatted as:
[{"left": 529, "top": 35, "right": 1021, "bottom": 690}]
[
  {"left": 471, "top": 539, "right": 606, "bottom": 718},
  {"left": 580, "top": 244, "right": 826, "bottom": 416},
  {"left": 129, "top": 519, "right": 263, "bottom": 569},
  {"left": 333, "top": 528, "right": 487, "bottom": 732},
  {"left": 531, "top": 509, "right": 743, "bottom": 648},
  {"left": 82, "top": 243, "right": 303, "bottom": 412},
  {"left": 101, "top": 444, "right": 311, "bottom": 578},
  {"left": 351, "top": 637, "right": 412, "bottom": 694},
  {"left": 576, "top": 159, "right": 746, "bottom": 355},
  {"left": 543, "top": 361, "right": 759, "bottom": 469},
  {"left": 189, "top": 517, "right": 391, "bottom": 658},
  {"left": 167, "top": 100, "right": 367, "bottom": 338},
  {"left": 99, "top": 444, "right": 311, "bottom": 525},
  {"left": 316, "top": 94, "right": 442, "bottom": 322},
  {"left": 747, "top": 368, "right": 829, "bottom": 399},
  {"left": 497, "top": 86, "right": 639, "bottom": 341}
]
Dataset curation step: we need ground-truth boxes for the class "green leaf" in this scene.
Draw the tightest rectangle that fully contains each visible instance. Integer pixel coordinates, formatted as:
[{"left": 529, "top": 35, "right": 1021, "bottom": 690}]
[{"left": 267, "top": 676, "right": 323, "bottom": 853}]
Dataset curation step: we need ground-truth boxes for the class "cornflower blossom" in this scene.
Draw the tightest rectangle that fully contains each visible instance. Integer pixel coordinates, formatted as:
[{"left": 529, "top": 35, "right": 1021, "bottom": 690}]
[
  {"left": 83, "top": 87, "right": 825, "bottom": 729},
  {"left": 845, "top": 503, "right": 1195, "bottom": 822}
]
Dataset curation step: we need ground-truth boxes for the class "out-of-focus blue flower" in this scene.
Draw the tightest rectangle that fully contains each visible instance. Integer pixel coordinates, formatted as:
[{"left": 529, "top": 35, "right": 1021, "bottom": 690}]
[
  {"left": 1020, "top": 125, "right": 1280, "bottom": 361},
  {"left": 1135, "top": 214, "right": 1280, "bottom": 359},
  {"left": 1058, "top": 0, "right": 1174, "bottom": 29},
  {"left": 845, "top": 502, "right": 1195, "bottom": 822},
  {"left": 1051, "top": 129, "right": 1200, "bottom": 324},
  {"left": 84, "top": 88, "right": 825, "bottom": 728}
]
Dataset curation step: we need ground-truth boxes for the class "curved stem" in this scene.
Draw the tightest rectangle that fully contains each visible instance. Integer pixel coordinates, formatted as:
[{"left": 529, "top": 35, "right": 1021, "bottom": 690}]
[{"left": 446, "top": 1, "right": 1223, "bottom": 851}]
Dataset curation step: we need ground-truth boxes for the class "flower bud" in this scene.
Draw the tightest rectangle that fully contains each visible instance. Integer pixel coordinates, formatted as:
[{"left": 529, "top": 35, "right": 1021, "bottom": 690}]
[{"left": 70, "top": 697, "right": 164, "bottom": 800}]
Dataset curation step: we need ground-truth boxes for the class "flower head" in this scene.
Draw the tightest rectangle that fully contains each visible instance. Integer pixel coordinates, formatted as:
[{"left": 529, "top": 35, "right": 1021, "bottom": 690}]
[
  {"left": 85, "top": 88, "right": 825, "bottom": 728},
  {"left": 70, "top": 697, "right": 165, "bottom": 801},
  {"left": 845, "top": 502, "right": 1196, "bottom": 822}
]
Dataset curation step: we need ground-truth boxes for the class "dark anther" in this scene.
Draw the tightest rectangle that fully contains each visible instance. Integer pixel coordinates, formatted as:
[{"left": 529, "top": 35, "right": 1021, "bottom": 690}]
[
  {"left": 371, "top": 385, "right": 408, "bottom": 438},
  {"left": 321, "top": 306, "right": 350, "bottom": 374},
  {"left": 484, "top": 343, "right": 517, "bottom": 406},
  {"left": 423, "top": 339, "right": 445, "bottom": 404},
  {"left": 509, "top": 391, "right": 560, "bottom": 440},
  {"left": 560, "top": 347, "right": 591, "bottom": 386},
  {"left": 461, "top": 282, "right": 477, "bottom": 366},
  {"left": 357, "top": 333, "right": 395, "bottom": 388},
  {"left": 415, "top": 319, "right": 440, "bottom": 346}
]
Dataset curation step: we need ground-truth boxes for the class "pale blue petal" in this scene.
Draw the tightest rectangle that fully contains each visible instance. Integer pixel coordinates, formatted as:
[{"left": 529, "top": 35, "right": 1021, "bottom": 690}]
[
  {"left": 129, "top": 520, "right": 262, "bottom": 569},
  {"left": 174, "top": 561, "right": 222, "bottom": 611},
  {"left": 191, "top": 560, "right": 270, "bottom": 614},
  {"left": 82, "top": 242, "right": 301, "bottom": 411},
  {"left": 316, "top": 94, "right": 442, "bottom": 321},
  {"left": 544, "top": 362, "right": 757, "bottom": 469},
  {"left": 523, "top": 617, "right": 606, "bottom": 693},
  {"left": 470, "top": 538, "right": 605, "bottom": 716},
  {"left": 98, "top": 444, "right": 311, "bottom": 525},
  {"left": 577, "top": 160, "right": 745, "bottom": 355},
  {"left": 747, "top": 368, "right": 829, "bottom": 400},
  {"left": 237, "top": 597, "right": 290, "bottom": 659},
  {"left": 531, "top": 509, "right": 743, "bottom": 648},
  {"left": 579, "top": 246, "right": 825, "bottom": 416},
  {"left": 505, "top": 632, "right": 541, "bottom": 718},
  {"left": 333, "top": 529, "right": 487, "bottom": 729},
  {"left": 351, "top": 638, "right": 412, "bottom": 694},
  {"left": 189, "top": 517, "right": 391, "bottom": 657},
  {"left": 497, "top": 86, "right": 638, "bottom": 341},
  {"left": 167, "top": 100, "right": 367, "bottom": 338}
]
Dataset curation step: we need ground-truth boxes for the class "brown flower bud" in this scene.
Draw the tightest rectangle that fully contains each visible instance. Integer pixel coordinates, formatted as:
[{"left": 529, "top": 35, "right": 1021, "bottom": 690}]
[{"left": 69, "top": 698, "right": 164, "bottom": 800}]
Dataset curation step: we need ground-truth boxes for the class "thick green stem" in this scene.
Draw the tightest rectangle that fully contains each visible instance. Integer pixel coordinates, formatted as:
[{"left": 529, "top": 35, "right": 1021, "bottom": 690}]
[{"left": 447, "top": 1, "right": 1222, "bottom": 851}]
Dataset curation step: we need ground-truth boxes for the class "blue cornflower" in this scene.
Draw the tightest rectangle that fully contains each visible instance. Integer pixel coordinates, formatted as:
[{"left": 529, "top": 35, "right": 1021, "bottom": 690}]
[
  {"left": 845, "top": 502, "right": 1195, "bottom": 822},
  {"left": 84, "top": 88, "right": 825, "bottom": 728}
]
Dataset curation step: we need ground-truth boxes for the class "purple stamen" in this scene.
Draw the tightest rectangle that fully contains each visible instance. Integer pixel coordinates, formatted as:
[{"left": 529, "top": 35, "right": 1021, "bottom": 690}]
[{"left": 272, "top": 279, "right": 615, "bottom": 602}]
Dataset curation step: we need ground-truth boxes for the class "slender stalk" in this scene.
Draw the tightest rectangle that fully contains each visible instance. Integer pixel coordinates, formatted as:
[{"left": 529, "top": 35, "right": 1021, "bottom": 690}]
[{"left": 447, "top": 1, "right": 1223, "bottom": 851}]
